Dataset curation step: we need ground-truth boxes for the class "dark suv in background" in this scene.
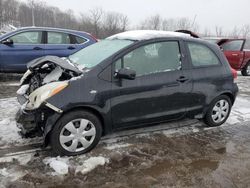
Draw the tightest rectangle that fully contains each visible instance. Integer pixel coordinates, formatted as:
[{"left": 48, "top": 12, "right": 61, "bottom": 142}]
[{"left": 16, "top": 30, "right": 238, "bottom": 156}]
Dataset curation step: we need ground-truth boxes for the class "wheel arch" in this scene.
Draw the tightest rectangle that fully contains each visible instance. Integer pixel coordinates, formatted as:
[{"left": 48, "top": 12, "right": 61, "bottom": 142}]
[{"left": 44, "top": 105, "right": 107, "bottom": 147}]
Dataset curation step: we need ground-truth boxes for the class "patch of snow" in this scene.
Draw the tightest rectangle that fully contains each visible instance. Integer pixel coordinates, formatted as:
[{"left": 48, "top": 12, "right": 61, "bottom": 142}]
[
  {"left": 43, "top": 157, "right": 69, "bottom": 175},
  {"left": 0, "top": 168, "right": 9, "bottom": 176},
  {"left": 42, "top": 66, "right": 63, "bottom": 84},
  {"left": 75, "top": 156, "right": 108, "bottom": 174},
  {"left": 16, "top": 84, "right": 29, "bottom": 95},
  {"left": 0, "top": 153, "right": 33, "bottom": 165},
  {"left": 105, "top": 143, "right": 132, "bottom": 150},
  {"left": 0, "top": 168, "right": 26, "bottom": 182},
  {"left": 107, "top": 30, "right": 190, "bottom": 41},
  {"left": 227, "top": 97, "right": 250, "bottom": 124},
  {"left": 0, "top": 118, "right": 22, "bottom": 145}
]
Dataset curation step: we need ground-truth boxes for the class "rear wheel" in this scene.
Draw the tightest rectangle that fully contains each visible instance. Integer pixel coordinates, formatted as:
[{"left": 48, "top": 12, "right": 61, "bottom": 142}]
[
  {"left": 50, "top": 110, "right": 102, "bottom": 156},
  {"left": 204, "top": 95, "right": 232, "bottom": 127},
  {"left": 241, "top": 62, "right": 250, "bottom": 76}
]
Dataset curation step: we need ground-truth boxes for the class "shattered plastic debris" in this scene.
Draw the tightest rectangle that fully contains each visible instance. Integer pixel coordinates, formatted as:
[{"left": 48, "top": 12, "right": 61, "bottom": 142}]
[
  {"left": 42, "top": 66, "right": 63, "bottom": 84},
  {"left": 16, "top": 84, "right": 29, "bottom": 95}
]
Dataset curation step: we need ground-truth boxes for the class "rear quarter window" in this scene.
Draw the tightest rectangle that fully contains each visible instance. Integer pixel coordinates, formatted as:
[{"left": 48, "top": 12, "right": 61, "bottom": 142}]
[{"left": 187, "top": 42, "right": 220, "bottom": 67}]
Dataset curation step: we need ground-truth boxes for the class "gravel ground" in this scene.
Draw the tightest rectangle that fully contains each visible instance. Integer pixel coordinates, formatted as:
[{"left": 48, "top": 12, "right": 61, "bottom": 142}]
[{"left": 0, "top": 74, "right": 249, "bottom": 188}]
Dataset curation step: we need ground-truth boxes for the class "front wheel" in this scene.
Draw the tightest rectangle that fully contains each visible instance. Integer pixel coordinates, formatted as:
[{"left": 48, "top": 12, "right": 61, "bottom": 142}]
[
  {"left": 204, "top": 95, "right": 232, "bottom": 127},
  {"left": 241, "top": 62, "right": 250, "bottom": 76},
  {"left": 50, "top": 110, "right": 102, "bottom": 156}
]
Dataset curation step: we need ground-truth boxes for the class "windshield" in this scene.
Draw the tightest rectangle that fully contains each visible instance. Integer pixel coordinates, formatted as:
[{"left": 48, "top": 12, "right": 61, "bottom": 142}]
[{"left": 69, "top": 39, "right": 134, "bottom": 68}]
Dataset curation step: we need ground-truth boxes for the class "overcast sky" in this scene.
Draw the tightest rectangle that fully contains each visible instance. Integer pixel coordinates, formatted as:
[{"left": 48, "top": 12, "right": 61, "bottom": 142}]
[{"left": 21, "top": 0, "right": 250, "bottom": 33}]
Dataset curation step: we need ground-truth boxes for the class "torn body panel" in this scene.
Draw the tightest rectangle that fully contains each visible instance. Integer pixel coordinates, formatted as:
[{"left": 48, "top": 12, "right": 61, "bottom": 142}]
[
  {"left": 16, "top": 55, "right": 83, "bottom": 137},
  {"left": 18, "top": 55, "right": 82, "bottom": 103}
]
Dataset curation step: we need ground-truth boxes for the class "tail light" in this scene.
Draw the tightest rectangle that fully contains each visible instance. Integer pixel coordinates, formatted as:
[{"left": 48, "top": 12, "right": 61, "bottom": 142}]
[{"left": 231, "top": 67, "right": 237, "bottom": 79}]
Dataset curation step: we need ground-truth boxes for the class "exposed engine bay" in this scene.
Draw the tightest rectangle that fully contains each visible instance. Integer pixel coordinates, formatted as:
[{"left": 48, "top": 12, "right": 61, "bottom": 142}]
[{"left": 17, "top": 56, "right": 83, "bottom": 104}]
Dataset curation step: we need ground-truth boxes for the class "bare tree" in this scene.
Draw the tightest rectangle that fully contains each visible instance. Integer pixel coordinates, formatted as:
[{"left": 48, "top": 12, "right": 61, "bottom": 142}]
[
  {"left": 215, "top": 26, "right": 223, "bottom": 37},
  {"left": 229, "top": 26, "right": 240, "bottom": 38},
  {"left": 241, "top": 24, "right": 250, "bottom": 38},
  {"left": 203, "top": 28, "right": 211, "bottom": 37},
  {"left": 120, "top": 15, "right": 129, "bottom": 31},
  {"left": 139, "top": 14, "right": 161, "bottom": 30},
  {"left": 89, "top": 7, "right": 104, "bottom": 37}
]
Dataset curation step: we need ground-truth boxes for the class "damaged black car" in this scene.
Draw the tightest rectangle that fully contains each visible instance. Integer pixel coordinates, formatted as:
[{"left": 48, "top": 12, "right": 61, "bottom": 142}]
[{"left": 16, "top": 30, "right": 238, "bottom": 156}]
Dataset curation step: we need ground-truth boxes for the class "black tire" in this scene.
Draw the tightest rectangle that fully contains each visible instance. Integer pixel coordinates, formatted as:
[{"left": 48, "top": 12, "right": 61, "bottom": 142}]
[
  {"left": 204, "top": 95, "right": 232, "bottom": 127},
  {"left": 50, "top": 110, "right": 102, "bottom": 156},
  {"left": 241, "top": 62, "right": 250, "bottom": 76}
]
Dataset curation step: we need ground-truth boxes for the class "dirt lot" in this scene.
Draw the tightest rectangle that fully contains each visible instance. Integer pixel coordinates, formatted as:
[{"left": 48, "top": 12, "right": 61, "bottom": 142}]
[{"left": 0, "top": 74, "right": 250, "bottom": 188}]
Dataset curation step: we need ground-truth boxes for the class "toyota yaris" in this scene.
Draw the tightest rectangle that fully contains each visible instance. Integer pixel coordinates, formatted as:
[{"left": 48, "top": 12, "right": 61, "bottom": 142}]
[{"left": 15, "top": 30, "right": 238, "bottom": 156}]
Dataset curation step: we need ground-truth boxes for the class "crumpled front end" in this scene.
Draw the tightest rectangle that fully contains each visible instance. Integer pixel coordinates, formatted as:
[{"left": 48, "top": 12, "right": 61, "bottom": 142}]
[{"left": 15, "top": 55, "right": 82, "bottom": 138}]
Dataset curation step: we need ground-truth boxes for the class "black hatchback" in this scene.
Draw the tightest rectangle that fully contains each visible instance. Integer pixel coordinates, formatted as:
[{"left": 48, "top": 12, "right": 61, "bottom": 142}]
[{"left": 16, "top": 30, "right": 238, "bottom": 156}]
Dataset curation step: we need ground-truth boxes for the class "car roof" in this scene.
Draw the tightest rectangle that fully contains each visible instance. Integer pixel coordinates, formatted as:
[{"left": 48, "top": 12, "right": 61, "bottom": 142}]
[
  {"left": 106, "top": 30, "right": 191, "bottom": 41},
  {"left": 0, "top": 26, "right": 91, "bottom": 38}
]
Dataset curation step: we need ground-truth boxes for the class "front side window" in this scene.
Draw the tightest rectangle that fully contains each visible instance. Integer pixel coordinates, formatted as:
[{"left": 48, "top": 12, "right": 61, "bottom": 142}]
[
  {"left": 9, "top": 31, "right": 42, "bottom": 44},
  {"left": 221, "top": 40, "right": 244, "bottom": 51},
  {"left": 115, "top": 41, "right": 181, "bottom": 76},
  {"left": 47, "top": 32, "right": 70, "bottom": 44},
  {"left": 188, "top": 43, "right": 220, "bottom": 67}
]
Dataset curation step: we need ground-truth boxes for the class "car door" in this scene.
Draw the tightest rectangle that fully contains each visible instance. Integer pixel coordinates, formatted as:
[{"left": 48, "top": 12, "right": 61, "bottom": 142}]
[
  {"left": 220, "top": 39, "right": 244, "bottom": 70},
  {"left": 110, "top": 40, "right": 192, "bottom": 129},
  {"left": 44, "top": 31, "right": 78, "bottom": 57},
  {"left": 185, "top": 41, "right": 226, "bottom": 115},
  {"left": 0, "top": 31, "right": 44, "bottom": 72}
]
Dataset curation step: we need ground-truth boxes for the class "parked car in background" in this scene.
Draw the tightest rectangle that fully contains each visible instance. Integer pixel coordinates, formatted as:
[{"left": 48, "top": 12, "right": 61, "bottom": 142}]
[
  {"left": 203, "top": 37, "right": 224, "bottom": 44},
  {"left": 0, "top": 27, "right": 97, "bottom": 73},
  {"left": 217, "top": 39, "right": 250, "bottom": 76},
  {"left": 16, "top": 30, "right": 238, "bottom": 156}
]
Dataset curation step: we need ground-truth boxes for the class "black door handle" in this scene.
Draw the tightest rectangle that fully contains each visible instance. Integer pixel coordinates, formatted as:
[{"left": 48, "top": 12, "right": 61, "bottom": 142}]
[
  {"left": 68, "top": 46, "right": 76, "bottom": 50},
  {"left": 33, "top": 47, "right": 43, "bottom": 50},
  {"left": 176, "top": 76, "right": 189, "bottom": 83}
]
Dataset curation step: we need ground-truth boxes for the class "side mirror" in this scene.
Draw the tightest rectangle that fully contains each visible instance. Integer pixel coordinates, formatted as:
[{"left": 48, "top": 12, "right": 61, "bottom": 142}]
[
  {"left": 2, "top": 39, "right": 14, "bottom": 45},
  {"left": 115, "top": 68, "right": 136, "bottom": 80}
]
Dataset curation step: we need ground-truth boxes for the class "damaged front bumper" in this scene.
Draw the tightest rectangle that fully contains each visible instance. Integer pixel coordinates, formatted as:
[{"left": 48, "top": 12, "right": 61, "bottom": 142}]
[
  {"left": 15, "top": 102, "right": 62, "bottom": 140},
  {"left": 15, "top": 108, "right": 43, "bottom": 138}
]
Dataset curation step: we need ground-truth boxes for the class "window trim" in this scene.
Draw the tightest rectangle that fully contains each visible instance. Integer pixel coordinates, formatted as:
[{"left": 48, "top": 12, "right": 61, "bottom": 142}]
[
  {"left": 5, "top": 30, "right": 44, "bottom": 45},
  {"left": 186, "top": 41, "right": 222, "bottom": 69},
  {"left": 44, "top": 30, "right": 89, "bottom": 45},
  {"left": 112, "top": 39, "right": 183, "bottom": 78}
]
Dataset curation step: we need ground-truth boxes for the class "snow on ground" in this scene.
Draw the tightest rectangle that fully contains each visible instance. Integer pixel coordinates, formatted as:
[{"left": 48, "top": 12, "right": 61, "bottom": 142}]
[
  {"left": 227, "top": 97, "right": 250, "bottom": 124},
  {"left": 105, "top": 143, "right": 132, "bottom": 150},
  {"left": 43, "top": 157, "right": 69, "bottom": 175},
  {"left": 0, "top": 98, "right": 22, "bottom": 146},
  {"left": 0, "top": 97, "right": 42, "bottom": 148},
  {"left": 42, "top": 156, "right": 109, "bottom": 175},
  {"left": 75, "top": 156, "right": 109, "bottom": 174}
]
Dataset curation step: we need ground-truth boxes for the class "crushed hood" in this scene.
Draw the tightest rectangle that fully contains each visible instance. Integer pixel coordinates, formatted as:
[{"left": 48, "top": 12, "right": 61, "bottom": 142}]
[{"left": 27, "top": 55, "right": 82, "bottom": 74}]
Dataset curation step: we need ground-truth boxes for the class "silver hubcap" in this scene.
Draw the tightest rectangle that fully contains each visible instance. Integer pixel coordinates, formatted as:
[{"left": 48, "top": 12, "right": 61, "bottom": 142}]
[
  {"left": 247, "top": 64, "right": 250, "bottom": 74},
  {"left": 212, "top": 99, "right": 229, "bottom": 123},
  {"left": 59, "top": 119, "right": 96, "bottom": 152}
]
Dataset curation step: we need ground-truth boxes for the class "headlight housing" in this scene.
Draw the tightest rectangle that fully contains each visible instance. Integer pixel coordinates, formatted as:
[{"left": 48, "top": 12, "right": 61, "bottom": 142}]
[{"left": 25, "top": 81, "right": 68, "bottom": 110}]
